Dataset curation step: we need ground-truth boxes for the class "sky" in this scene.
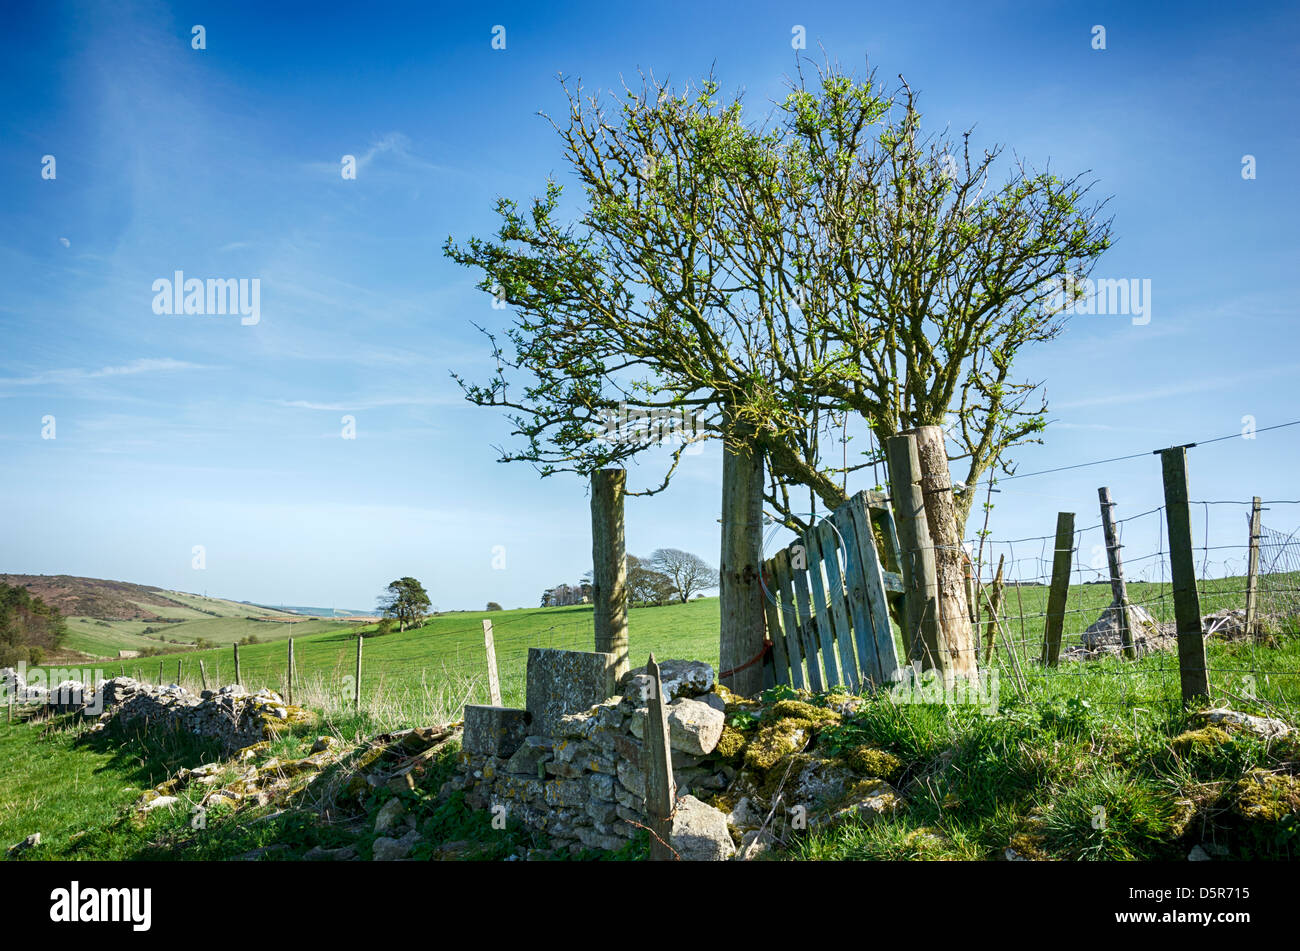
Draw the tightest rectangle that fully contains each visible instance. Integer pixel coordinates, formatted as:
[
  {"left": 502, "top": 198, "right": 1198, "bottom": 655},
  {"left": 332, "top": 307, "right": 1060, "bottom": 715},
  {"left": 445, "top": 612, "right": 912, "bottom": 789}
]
[{"left": 1, "top": 0, "right": 1297, "bottom": 612}]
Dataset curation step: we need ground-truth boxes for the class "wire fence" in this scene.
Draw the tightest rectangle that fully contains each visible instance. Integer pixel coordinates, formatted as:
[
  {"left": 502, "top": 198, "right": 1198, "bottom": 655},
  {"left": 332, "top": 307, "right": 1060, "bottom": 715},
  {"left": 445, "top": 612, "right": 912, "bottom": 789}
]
[
  {"left": 97, "top": 610, "right": 600, "bottom": 730},
  {"left": 964, "top": 495, "right": 1300, "bottom": 720}
]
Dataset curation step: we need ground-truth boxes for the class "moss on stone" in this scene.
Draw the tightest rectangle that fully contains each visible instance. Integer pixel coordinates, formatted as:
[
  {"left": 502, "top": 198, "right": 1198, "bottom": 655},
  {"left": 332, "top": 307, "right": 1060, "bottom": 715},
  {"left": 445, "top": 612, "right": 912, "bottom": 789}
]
[
  {"left": 1171, "top": 726, "right": 1233, "bottom": 758},
  {"left": 714, "top": 726, "right": 748, "bottom": 761},
  {"left": 744, "top": 718, "right": 814, "bottom": 772},
  {"left": 769, "top": 699, "right": 840, "bottom": 726},
  {"left": 1233, "top": 768, "right": 1300, "bottom": 823},
  {"left": 1007, "top": 831, "right": 1049, "bottom": 860},
  {"left": 846, "top": 745, "right": 903, "bottom": 781}
]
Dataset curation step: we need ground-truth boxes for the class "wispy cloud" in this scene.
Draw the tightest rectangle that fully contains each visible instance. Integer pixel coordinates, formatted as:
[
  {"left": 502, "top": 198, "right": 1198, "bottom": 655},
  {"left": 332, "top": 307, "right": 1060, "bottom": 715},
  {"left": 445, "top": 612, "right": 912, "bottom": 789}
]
[
  {"left": 274, "top": 394, "right": 464, "bottom": 412},
  {"left": 1053, "top": 362, "right": 1300, "bottom": 410},
  {"left": 0, "top": 358, "right": 209, "bottom": 388}
]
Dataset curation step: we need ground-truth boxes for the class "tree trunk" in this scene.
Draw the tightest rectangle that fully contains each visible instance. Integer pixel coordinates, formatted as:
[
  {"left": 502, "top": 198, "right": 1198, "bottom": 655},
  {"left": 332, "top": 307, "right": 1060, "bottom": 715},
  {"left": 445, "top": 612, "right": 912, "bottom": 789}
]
[
  {"left": 719, "top": 422, "right": 766, "bottom": 697},
  {"left": 911, "top": 425, "right": 978, "bottom": 679}
]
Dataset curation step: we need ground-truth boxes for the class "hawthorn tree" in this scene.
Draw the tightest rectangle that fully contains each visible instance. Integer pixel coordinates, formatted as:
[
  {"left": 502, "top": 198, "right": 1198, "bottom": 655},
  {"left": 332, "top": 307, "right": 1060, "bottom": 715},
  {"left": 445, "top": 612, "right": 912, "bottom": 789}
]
[{"left": 446, "top": 63, "right": 1109, "bottom": 690}]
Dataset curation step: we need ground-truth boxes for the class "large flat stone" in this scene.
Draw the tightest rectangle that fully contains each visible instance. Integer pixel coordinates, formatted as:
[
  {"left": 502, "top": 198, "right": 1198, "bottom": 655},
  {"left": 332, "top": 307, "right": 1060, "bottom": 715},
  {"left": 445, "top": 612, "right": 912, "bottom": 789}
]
[
  {"left": 525, "top": 648, "right": 617, "bottom": 738},
  {"left": 462, "top": 705, "right": 532, "bottom": 758}
]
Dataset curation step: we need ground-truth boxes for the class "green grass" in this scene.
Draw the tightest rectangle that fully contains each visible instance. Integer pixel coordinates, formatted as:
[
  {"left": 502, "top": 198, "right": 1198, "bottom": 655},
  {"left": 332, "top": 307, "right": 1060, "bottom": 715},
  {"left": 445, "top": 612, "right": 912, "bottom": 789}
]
[
  {"left": 61, "top": 615, "right": 361, "bottom": 658},
  {"left": 4, "top": 578, "right": 1298, "bottom": 863},
  {"left": 48, "top": 574, "right": 1300, "bottom": 726}
]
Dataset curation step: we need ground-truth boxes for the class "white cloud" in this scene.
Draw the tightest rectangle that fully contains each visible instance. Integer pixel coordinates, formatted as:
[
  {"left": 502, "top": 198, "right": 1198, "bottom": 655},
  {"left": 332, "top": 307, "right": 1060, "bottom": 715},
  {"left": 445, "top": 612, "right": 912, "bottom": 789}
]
[{"left": 0, "top": 358, "right": 208, "bottom": 387}]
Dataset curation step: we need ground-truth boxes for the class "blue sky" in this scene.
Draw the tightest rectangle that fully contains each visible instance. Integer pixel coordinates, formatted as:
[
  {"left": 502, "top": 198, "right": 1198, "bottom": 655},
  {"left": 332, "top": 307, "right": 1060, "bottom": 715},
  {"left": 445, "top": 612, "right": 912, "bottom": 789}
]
[{"left": 1, "top": 0, "right": 1297, "bottom": 611}]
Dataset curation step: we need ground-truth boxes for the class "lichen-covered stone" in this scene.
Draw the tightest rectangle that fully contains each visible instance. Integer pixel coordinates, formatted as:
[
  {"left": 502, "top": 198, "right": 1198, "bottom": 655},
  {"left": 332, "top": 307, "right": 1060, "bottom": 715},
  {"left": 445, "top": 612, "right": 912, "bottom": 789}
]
[
  {"left": 526, "top": 648, "right": 617, "bottom": 738},
  {"left": 670, "top": 794, "right": 735, "bottom": 861},
  {"left": 620, "top": 659, "right": 715, "bottom": 702},
  {"left": 462, "top": 705, "right": 531, "bottom": 758}
]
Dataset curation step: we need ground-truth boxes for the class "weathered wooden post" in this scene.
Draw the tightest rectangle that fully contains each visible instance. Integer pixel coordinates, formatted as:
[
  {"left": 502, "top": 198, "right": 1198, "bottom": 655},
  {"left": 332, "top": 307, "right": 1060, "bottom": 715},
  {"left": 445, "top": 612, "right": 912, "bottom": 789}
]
[
  {"left": 482, "top": 619, "right": 503, "bottom": 706},
  {"left": 354, "top": 634, "right": 363, "bottom": 710},
  {"left": 1159, "top": 447, "right": 1209, "bottom": 700},
  {"left": 886, "top": 433, "right": 945, "bottom": 670},
  {"left": 1244, "top": 496, "right": 1262, "bottom": 640},
  {"left": 287, "top": 638, "right": 295, "bottom": 705},
  {"left": 982, "top": 553, "right": 1006, "bottom": 665},
  {"left": 199, "top": 659, "right": 208, "bottom": 691},
  {"left": 1041, "top": 512, "right": 1076, "bottom": 667},
  {"left": 177, "top": 659, "right": 183, "bottom": 684},
  {"left": 591, "top": 468, "right": 630, "bottom": 682},
  {"left": 644, "top": 653, "right": 676, "bottom": 860},
  {"left": 158, "top": 660, "right": 164, "bottom": 685},
  {"left": 911, "top": 426, "right": 978, "bottom": 678},
  {"left": 233, "top": 643, "right": 242, "bottom": 687},
  {"left": 720, "top": 425, "right": 767, "bottom": 697},
  {"left": 1098, "top": 487, "right": 1136, "bottom": 659}
]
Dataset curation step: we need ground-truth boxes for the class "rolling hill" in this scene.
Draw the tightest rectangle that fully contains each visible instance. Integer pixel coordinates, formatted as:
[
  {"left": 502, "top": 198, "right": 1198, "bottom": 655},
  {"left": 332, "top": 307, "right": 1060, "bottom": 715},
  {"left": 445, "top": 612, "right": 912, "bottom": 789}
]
[{"left": 0, "top": 575, "right": 362, "bottom": 658}]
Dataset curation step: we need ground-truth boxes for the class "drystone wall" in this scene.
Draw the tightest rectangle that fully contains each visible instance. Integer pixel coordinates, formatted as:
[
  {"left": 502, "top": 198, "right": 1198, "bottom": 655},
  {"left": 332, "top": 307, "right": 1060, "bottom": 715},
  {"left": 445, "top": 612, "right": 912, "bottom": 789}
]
[
  {"left": 1, "top": 666, "right": 313, "bottom": 752},
  {"left": 450, "top": 651, "right": 738, "bottom": 859}
]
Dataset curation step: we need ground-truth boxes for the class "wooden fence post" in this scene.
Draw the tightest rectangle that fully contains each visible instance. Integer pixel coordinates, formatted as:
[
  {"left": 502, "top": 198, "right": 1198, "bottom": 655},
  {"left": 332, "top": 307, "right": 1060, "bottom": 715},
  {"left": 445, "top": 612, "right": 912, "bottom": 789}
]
[
  {"left": 1159, "top": 447, "right": 1209, "bottom": 700},
  {"left": 177, "top": 659, "right": 183, "bottom": 684},
  {"left": 644, "top": 653, "right": 676, "bottom": 860},
  {"left": 591, "top": 468, "right": 630, "bottom": 682},
  {"left": 158, "top": 661, "right": 164, "bottom": 685},
  {"left": 287, "top": 638, "right": 295, "bottom": 705},
  {"left": 233, "top": 643, "right": 242, "bottom": 687},
  {"left": 1098, "top": 486, "right": 1136, "bottom": 659},
  {"left": 199, "top": 660, "right": 208, "bottom": 691},
  {"left": 1244, "top": 496, "right": 1262, "bottom": 640},
  {"left": 982, "top": 553, "right": 1005, "bottom": 665},
  {"left": 885, "top": 433, "right": 945, "bottom": 671},
  {"left": 482, "top": 619, "right": 503, "bottom": 706},
  {"left": 354, "top": 634, "right": 363, "bottom": 710},
  {"left": 1041, "top": 512, "right": 1076, "bottom": 667}
]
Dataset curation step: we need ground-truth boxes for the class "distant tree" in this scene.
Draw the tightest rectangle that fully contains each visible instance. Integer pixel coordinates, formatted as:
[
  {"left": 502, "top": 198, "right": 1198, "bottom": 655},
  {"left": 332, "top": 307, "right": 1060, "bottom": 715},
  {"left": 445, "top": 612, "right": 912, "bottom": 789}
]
[
  {"left": 377, "top": 577, "right": 431, "bottom": 632},
  {"left": 486, "top": 602, "right": 503, "bottom": 612},
  {"left": 649, "top": 549, "right": 720, "bottom": 604},
  {"left": 627, "top": 555, "right": 676, "bottom": 607}
]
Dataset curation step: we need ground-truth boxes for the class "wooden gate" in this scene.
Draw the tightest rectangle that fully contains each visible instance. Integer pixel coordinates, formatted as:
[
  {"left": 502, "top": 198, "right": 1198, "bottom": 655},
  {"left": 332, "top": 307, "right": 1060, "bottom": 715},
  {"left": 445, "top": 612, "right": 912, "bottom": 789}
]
[{"left": 760, "top": 490, "right": 904, "bottom": 692}]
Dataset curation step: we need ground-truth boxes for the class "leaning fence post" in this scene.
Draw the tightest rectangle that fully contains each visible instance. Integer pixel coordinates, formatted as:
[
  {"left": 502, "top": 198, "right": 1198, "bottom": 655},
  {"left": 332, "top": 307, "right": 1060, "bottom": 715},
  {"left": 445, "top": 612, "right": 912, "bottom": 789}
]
[
  {"left": 287, "top": 638, "right": 295, "bottom": 705},
  {"left": 644, "top": 653, "right": 676, "bottom": 860},
  {"left": 1159, "top": 446, "right": 1210, "bottom": 700},
  {"left": 1098, "top": 487, "right": 1136, "bottom": 659},
  {"left": 982, "top": 553, "right": 1005, "bottom": 665},
  {"left": 354, "top": 633, "right": 363, "bottom": 710},
  {"left": 199, "top": 660, "right": 208, "bottom": 691},
  {"left": 1245, "top": 496, "right": 1262, "bottom": 640},
  {"left": 233, "top": 643, "right": 242, "bottom": 687},
  {"left": 1041, "top": 512, "right": 1076, "bottom": 667},
  {"left": 591, "top": 468, "right": 630, "bottom": 682},
  {"left": 885, "top": 433, "right": 945, "bottom": 671},
  {"left": 482, "top": 619, "right": 503, "bottom": 706}
]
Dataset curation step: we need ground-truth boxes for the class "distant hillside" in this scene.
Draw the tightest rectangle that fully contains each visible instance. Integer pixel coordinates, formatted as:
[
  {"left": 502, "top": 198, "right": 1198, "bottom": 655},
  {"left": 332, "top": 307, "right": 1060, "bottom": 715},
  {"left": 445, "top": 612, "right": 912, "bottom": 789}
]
[
  {"left": 0, "top": 575, "right": 360, "bottom": 659},
  {"left": 245, "top": 603, "right": 382, "bottom": 619}
]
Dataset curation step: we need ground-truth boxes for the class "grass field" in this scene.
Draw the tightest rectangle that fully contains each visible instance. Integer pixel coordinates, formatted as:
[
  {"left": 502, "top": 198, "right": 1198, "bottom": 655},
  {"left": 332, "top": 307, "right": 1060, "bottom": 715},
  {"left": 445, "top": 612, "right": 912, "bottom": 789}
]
[
  {"left": 5, "top": 577, "right": 1299, "bottom": 863},
  {"left": 61, "top": 615, "right": 361, "bottom": 657},
  {"left": 48, "top": 573, "right": 1300, "bottom": 728}
]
